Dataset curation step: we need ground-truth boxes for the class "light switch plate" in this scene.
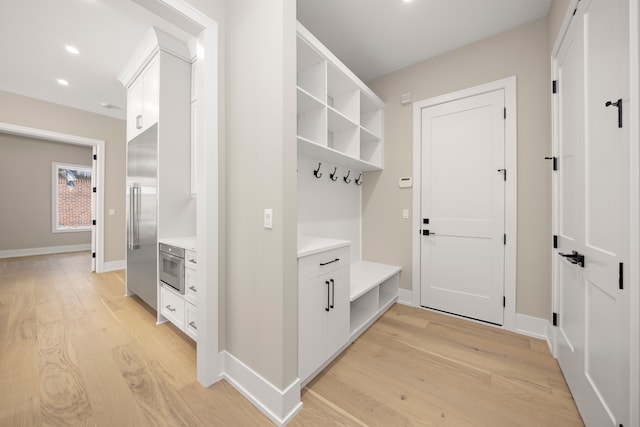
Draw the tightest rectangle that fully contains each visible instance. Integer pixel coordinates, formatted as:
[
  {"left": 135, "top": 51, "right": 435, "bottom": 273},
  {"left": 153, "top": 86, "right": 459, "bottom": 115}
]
[
  {"left": 402, "top": 209, "right": 409, "bottom": 219},
  {"left": 264, "top": 208, "right": 273, "bottom": 229}
]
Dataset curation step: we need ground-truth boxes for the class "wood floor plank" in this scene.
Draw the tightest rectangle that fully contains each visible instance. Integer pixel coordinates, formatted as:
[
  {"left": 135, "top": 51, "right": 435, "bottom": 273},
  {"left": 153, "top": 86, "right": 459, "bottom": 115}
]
[
  {"left": 0, "top": 253, "right": 584, "bottom": 427},
  {"left": 37, "top": 320, "right": 93, "bottom": 426},
  {"left": 71, "top": 330, "right": 146, "bottom": 427}
]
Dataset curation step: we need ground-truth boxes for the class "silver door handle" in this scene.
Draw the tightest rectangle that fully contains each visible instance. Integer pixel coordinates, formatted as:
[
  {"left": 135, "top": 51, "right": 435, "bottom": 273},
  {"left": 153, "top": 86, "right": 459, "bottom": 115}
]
[
  {"left": 136, "top": 115, "right": 143, "bottom": 130},
  {"left": 165, "top": 305, "right": 176, "bottom": 312},
  {"left": 189, "top": 286, "right": 197, "bottom": 293},
  {"left": 189, "top": 321, "right": 197, "bottom": 330}
]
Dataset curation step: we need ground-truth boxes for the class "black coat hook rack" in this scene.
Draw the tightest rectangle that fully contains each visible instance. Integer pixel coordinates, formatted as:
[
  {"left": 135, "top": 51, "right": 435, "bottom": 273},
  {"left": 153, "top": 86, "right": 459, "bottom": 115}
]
[
  {"left": 344, "top": 170, "right": 351, "bottom": 184},
  {"left": 329, "top": 167, "right": 338, "bottom": 181},
  {"left": 355, "top": 173, "right": 363, "bottom": 185},
  {"left": 313, "top": 163, "right": 323, "bottom": 178}
]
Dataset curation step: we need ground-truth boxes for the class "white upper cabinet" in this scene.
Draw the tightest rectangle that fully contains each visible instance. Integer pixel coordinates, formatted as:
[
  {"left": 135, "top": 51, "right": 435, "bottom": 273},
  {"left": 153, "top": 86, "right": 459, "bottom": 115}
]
[
  {"left": 297, "top": 23, "right": 384, "bottom": 171},
  {"left": 126, "top": 55, "right": 160, "bottom": 140},
  {"left": 118, "top": 27, "right": 191, "bottom": 143}
]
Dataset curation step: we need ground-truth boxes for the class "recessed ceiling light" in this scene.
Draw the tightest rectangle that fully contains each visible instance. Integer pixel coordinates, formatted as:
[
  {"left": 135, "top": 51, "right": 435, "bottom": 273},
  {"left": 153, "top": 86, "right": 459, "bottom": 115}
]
[
  {"left": 56, "top": 79, "right": 69, "bottom": 86},
  {"left": 403, "top": 0, "right": 413, "bottom": 2},
  {"left": 65, "top": 45, "right": 80, "bottom": 55}
]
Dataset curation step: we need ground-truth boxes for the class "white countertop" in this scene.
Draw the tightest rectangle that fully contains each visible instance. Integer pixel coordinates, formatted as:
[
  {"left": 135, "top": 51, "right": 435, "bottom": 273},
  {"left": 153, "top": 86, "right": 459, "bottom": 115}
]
[
  {"left": 297, "top": 235, "right": 350, "bottom": 258},
  {"left": 159, "top": 236, "right": 196, "bottom": 251}
]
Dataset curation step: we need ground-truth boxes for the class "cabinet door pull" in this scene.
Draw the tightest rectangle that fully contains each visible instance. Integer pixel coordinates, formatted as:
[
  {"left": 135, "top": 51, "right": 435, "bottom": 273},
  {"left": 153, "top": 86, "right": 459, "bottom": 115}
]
[
  {"left": 320, "top": 258, "right": 339, "bottom": 266},
  {"left": 189, "top": 321, "right": 197, "bottom": 330},
  {"left": 325, "top": 280, "right": 330, "bottom": 311},
  {"left": 166, "top": 305, "right": 176, "bottom": 312},
  {"left": 189, "top": 286, "right": 197, "bottom": 292},
  {"left": 330, "top": 278, "right": 335, "bottom": 309},
  {"left": 136, "top": 115, "right": 143, "bottom": 130}
]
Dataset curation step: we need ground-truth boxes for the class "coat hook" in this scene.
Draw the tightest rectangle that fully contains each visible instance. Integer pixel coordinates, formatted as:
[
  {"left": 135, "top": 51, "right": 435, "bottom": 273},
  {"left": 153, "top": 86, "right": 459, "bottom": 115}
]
[
  {"left": 344, "top": 170, "right": 352, "bottom": 184},
  {"left": 355, "top": 173, "right": 363, "bottom": 186},
  {"left": 313, "top": 163, "right": 323, "bottom": 178},
  {"left": 329, "top": 167, "right": 338, "bottom": 181}
]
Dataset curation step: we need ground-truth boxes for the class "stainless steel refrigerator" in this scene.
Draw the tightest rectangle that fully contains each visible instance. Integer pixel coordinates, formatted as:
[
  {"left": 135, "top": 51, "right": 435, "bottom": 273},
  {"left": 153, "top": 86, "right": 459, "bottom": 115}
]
[{"left": 126, "top": 124, "right": 158, "bottom": 310}]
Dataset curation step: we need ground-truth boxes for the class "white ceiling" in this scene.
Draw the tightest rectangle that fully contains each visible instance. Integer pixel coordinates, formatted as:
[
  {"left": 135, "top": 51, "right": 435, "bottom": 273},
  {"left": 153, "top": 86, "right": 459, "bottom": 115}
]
[
  {"left": 0, "top": 0, "right": 551, "bottom": 121},
  {"left": 298, "top": 0, "right": 552, "bottom": 82},
  {"left": 0, "top": 0, "right": 193, "bottom": 120}
]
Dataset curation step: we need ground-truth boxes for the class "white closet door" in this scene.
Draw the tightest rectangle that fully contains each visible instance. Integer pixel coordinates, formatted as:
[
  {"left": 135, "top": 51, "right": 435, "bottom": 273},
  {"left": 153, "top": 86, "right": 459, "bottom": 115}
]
[{"left": 555, "top": 0, "right": 630, "bottom": 425}]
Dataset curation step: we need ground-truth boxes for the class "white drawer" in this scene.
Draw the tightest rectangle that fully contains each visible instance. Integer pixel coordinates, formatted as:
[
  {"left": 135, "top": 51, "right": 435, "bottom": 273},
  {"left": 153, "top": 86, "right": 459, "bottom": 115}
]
[
  {"left": 185, "top": 267, "right": 198, "bottom": 306},
  {"left": 185, "top": 250, "right": 197, "bottom": 269},
  {"left": 298, "top": 246, "right": 350, "bottom": 282},
  {"left": 185, "top": 301, "right": 198, "bottom": 341},
  {"left": 160, "top": 285, "right": 184, "bottom": 329}
]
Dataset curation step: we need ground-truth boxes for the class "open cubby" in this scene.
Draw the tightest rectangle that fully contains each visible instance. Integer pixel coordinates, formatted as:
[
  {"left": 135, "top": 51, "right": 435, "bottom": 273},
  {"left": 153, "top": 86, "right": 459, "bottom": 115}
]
[
  {"left": 297, "top": 22, "right": 384, "bottom": 171},
  {"left": 349, "top": 261, "right": 401, "bottom": 339}
]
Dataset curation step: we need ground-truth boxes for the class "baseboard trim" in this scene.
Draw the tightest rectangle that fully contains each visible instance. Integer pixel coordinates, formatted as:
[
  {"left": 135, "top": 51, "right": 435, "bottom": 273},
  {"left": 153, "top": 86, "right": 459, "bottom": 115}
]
[
  {"left": 220, "top": 351, "right": 302, "bottom": 426},
  {"left": 0, "top": 244, "right": 91, "bottom": 259},
  {"left": 103, "top": 259, "right": 125, "bottom": 272},
  {"left": 515, "top": 313, "right": 550, "bottom": 341},
  {"left": 397, "top": 288, "right": 413, "bottom": 306}
]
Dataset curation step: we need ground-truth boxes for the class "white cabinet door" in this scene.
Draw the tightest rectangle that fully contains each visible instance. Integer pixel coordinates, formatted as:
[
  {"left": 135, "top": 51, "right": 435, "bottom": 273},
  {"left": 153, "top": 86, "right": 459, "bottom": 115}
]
[
  {"left": 298, "top": 267, "right": 349, "bottom": 382},
  {"left": 126, "top": 76, "right": 143, "bottom": 141},
  {"left": 326, "top": 267, "right": 349, "bottom": 357},
  {"left": 126, "top": 56, "right": 160, "bottom": 142},
  {"left": 141, "top": 57, "right": 160, "bottom": 134},
  {"left": 298, "top": 274, "right": 329, "bottom": 382}
]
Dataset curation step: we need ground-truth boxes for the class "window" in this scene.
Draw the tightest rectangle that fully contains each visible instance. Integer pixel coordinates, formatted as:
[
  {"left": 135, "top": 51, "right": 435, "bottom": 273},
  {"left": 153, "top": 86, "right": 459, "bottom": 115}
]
[{"left": 52, "top": 163, "right": 92, "bottom": 232}]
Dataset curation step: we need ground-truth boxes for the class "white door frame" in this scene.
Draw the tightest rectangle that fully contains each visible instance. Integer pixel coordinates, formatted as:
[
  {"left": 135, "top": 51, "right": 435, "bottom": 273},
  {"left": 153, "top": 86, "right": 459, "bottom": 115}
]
[
  {"left": 137, "top": 0, "right": 220, "bottom": 386},
  {"left": 0, "top": 122, "right": 105, "bottom": 273},
  {"left": 412, "top": 76, "right": 517, "bottom": 332}
]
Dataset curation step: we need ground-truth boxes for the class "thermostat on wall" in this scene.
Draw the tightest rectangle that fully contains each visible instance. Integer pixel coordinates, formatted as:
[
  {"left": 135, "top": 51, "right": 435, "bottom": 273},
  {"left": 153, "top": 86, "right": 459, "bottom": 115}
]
[{"left": 399, "top": 177, "right": 413, "bottom": 188}]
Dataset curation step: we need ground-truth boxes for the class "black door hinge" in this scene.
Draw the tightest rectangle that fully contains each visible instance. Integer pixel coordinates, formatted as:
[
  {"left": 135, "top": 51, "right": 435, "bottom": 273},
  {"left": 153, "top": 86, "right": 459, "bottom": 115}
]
[
  {"left": 93, "top": 154, "right": 97, "bottom": 160},
  {"left": 503, "top": 234, "right": 507, "bottom": 245},
  {"left": 92, "top": 252, "right": 96, "bottom": 259},
  {"left": 545, "top": 156, "right": 558, "bottom": 171},
  {"left": 553, "top": 235, "right": 558, "bottom": 249},
  {"left": 503, "top": 296, "right": 506, "bottom": 307},
  {"left": 552, "top": 80, "right": 558, "bottom": 94},
  {"left": 552, "top": 312, "right": 558, "bottom": 326},
  {"left": 92, "top": 187, "right": 97, "bottom": 193},
  {"left": 92, "top": 219, "right": 96, "bottom": 226},
  {"left": 504, "top": 108, "right": 506, "bottom": 119},
  {"left": 619, "top": 262, "right": 624, "bottom": 290}
]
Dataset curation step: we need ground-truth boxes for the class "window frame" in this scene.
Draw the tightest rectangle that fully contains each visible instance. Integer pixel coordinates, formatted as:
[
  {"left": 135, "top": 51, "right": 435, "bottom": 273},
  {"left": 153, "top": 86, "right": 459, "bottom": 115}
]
[{"left": 51, "top": 162, "right": 93, "bottom": 233}]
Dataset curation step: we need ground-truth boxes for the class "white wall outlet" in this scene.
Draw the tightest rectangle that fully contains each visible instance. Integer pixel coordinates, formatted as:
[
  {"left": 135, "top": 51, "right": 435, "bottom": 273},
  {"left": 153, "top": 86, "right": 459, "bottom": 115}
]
[
  {"left": 401, "top": 92, "right": 411, "bottom": 105},
  {"left": 109, "top": 209, "right": 115, "bottom": 216},
  {"left": 402, "top": 209, "right": 409, "bottom": 219},
  {"left": 264, "top": 208, "right": 273, "bottom": 229}
]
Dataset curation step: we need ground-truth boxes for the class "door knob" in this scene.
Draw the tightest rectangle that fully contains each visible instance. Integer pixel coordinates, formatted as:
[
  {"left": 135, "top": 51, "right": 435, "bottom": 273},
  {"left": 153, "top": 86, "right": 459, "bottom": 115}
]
[{"left": 559, "top": 250, "right": 585, "bottom": 267}]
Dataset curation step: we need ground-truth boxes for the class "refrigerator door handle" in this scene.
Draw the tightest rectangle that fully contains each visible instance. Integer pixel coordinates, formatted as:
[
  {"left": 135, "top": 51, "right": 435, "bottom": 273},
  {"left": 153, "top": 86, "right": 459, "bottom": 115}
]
[{"left": 129, "top": 184, "right": 141, "bottom": 250}]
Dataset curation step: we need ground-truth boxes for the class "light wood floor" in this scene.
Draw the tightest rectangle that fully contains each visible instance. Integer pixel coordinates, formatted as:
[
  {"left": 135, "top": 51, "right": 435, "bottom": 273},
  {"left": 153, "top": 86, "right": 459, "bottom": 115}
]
[{"left": 0, "top": 252, "right": 583, "bottom": 426}]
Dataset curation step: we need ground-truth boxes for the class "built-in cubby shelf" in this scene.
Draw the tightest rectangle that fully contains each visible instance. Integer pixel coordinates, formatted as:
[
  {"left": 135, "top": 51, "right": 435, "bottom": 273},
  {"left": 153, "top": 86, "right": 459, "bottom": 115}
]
[
  {"left": 349, "top": 261, "right": 400, "bottom": 339},
  {"left": 297, "top": 22, "right": 384, "bottom": 171}
]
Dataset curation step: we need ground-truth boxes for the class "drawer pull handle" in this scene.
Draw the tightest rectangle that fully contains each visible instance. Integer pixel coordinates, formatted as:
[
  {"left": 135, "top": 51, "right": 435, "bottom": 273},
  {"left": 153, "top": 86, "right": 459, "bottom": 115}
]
[
  {"left": 189, "top": 321, "right": 197, "bottom": 330},
  {"left": 189, "top": 286, "right": 197, "bottom": 292},
  {"left": 166, "top": 305, "right": 176, "bottom": 312},
  {"left": 330, "top": 278, "right": 335, "bottom": 309},
  {"left": 189, "top": 258, "right": 197, "bottom": 264},
  {"left": 320, "top": 258, "right": 340, "bottom": 266}
]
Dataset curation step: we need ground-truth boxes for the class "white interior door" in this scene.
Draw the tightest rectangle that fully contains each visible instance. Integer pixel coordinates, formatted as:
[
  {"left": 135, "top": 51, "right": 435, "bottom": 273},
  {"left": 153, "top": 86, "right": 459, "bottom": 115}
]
[
  {"left": 420, "top": 90, "right": 505, "bottom": 325},
  {"left": 554, "top": 0, "right": 630, "bottom": 425}
]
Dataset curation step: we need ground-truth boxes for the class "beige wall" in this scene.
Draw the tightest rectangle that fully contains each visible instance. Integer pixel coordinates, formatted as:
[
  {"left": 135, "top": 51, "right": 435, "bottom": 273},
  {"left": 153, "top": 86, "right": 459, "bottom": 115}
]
[
  {"left": 0, "top": 91, "right": 126, "bottom": 263},
  {"left": 364, "top": 17, "right": 552, "bottom": 319},
  {"left": 0, "top": 134, "right": 92, "bottom": 250},
  {"left": 225, "top": 0, "right": 297, "bottom": 389},
  {"left": 548, "top": 0, "right": 573, "bottom": 49}
]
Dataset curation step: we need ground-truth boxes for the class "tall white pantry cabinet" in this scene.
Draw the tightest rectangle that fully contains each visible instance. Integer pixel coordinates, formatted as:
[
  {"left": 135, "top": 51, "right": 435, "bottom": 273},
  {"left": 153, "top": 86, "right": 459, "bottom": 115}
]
[{"left": 296, "top": 23, "right": 401, "bottom": 386}]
